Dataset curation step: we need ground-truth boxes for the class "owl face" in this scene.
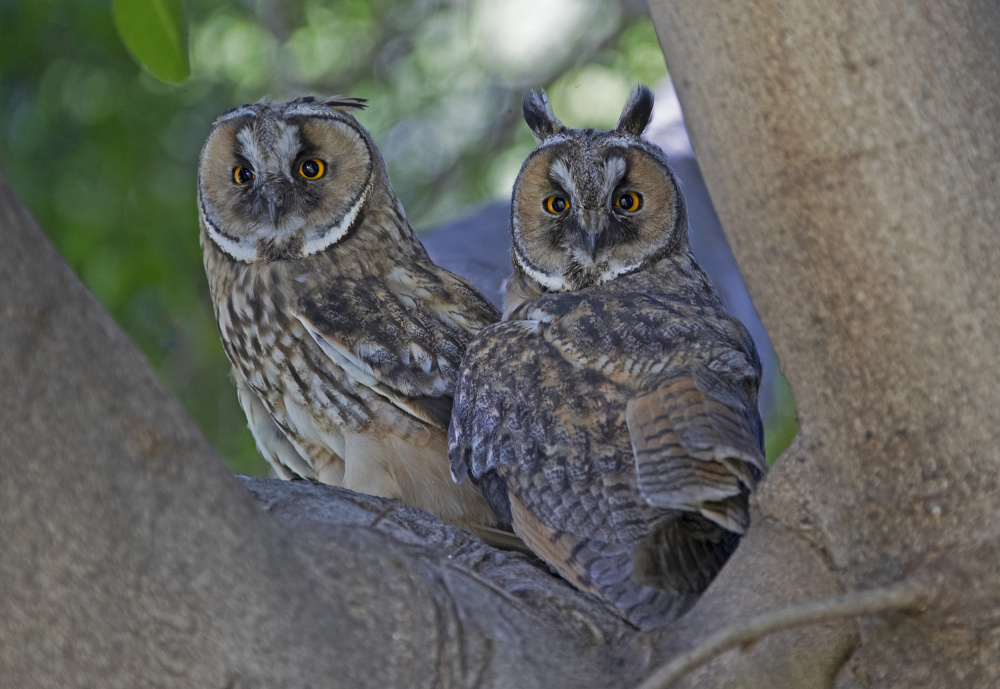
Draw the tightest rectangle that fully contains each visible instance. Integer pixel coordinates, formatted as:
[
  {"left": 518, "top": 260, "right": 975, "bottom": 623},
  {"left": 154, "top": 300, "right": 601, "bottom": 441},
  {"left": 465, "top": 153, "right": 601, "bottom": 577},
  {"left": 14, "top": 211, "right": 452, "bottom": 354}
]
[
  {"left": 510, "top": 86, "right": 687, "bottom": 292},
  {"left": 198, "top": 97, "right": 377, "bottom": 263}
]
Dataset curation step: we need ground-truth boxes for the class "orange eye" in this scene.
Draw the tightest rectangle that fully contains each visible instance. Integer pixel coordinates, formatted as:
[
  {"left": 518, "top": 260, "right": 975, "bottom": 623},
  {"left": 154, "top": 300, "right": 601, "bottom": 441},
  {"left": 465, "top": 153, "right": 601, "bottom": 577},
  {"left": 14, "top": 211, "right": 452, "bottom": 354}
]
[
  {"left": 298, "top": 159, "right": 325, "bottom": 179},
  {"left": 233, "top": 166, "right": 255, "bottom": 185},
  {"left": 544, "top": 196, "right": 570, "bottom": 214},
  {"left": 617, "top": 191, "right": 642, "bottom": 211}
]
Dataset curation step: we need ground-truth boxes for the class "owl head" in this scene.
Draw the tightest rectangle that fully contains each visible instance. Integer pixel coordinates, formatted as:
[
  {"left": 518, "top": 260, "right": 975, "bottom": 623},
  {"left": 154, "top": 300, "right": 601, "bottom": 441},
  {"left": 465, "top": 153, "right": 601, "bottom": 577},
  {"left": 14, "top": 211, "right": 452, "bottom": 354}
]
[
  {"left": 198, "top": 96, "right": 392, "bottom": 263},
  {"left": 509, "top": 85, "right": 689, "bottom": 293}
]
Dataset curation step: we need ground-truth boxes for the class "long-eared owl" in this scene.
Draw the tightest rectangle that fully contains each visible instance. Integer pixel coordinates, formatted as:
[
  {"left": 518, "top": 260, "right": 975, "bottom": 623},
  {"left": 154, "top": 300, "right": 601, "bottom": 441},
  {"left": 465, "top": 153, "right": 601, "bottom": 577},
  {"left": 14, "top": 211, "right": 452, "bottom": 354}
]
[
  {"left": 198, "top": 96, "right": 505, "bottom": 537},
  {"left": 449, "top": 86, "right": 767, "bottom": 628}
]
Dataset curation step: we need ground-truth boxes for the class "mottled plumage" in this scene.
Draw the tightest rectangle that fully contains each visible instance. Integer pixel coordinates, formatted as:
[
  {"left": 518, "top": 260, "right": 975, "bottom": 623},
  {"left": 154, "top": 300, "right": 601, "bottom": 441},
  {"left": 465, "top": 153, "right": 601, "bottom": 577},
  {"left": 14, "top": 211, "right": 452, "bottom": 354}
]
[
  {"left": 198, "top": 96, "right": 505, "bottom": 536},
  {"left": 449, "top": 86, "right": 766, "bottom": 628}
]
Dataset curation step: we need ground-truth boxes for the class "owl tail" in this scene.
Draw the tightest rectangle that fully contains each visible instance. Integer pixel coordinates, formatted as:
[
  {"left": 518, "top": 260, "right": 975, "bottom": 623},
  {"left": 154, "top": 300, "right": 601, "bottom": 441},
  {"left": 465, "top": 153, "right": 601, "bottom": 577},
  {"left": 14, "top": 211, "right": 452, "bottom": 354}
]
[
  {"left": 582, "top": 537, "right": 705, "bottom": 630},
  {"left": 633, "top": 512, "right": 742, "bottom": 596},
  {"left": 507, "top": 492, "right": 707, "bottom": 630}
]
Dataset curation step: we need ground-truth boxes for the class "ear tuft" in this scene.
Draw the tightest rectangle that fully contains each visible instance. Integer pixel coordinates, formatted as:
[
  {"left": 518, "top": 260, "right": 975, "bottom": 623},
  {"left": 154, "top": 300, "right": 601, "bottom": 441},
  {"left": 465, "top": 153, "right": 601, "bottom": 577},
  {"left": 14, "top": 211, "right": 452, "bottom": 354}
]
[
  {"left": 293, "top": 95, "right": 368, "bottom": 112},
  {"left": 522, "top": 90, "right": 565, "bottom": 143},
  {"left": 616, "top": 85, "right": 654, "bottom": 137}
]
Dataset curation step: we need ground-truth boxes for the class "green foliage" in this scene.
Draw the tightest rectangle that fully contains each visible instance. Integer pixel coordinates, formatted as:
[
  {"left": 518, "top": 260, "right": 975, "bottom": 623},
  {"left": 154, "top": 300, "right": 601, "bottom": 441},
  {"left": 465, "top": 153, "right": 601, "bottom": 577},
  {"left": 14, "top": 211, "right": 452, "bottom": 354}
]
[{"left": 112, "top": 0, "right": 190, "bottom": 83}]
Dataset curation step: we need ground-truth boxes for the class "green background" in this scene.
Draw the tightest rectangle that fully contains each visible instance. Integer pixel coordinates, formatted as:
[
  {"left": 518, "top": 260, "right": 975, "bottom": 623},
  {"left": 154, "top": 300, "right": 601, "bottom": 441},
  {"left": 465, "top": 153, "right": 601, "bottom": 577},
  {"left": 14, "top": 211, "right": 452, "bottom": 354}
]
[{"left": 0, "top": 0, "right": 796, "bottom": 475}]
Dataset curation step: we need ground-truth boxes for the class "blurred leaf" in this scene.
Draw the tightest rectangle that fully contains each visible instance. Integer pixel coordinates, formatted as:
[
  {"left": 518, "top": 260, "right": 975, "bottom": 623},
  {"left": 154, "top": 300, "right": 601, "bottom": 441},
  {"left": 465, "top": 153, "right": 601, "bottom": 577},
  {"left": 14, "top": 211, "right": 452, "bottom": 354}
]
[
  {"left": 112, "top": 0, "right": 190, "bottom": 83},
  {"left": 764, "top": 370, "right": 800, "bottom": 464}
]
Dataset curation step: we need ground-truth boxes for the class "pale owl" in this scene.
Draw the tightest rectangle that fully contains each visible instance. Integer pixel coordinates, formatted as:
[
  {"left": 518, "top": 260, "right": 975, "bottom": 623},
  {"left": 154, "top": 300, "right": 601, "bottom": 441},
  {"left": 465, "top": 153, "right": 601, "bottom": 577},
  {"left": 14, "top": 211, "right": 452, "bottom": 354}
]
[{"left": 198, "top": 96, "right": 507, "bottom": 539}]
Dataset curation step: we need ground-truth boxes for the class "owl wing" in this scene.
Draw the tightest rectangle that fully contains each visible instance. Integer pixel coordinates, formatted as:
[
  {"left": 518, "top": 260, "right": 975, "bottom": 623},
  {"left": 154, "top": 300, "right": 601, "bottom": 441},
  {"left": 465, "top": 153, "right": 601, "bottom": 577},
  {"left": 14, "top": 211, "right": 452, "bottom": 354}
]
[
  {"left": 450, "top": 290, "right": 767, "bottom": 625},
  {"left": 448, "top": 319, "right": 547, "bottom": 507},
  {"left": 450, "top": 319, "right": 594, "bottom": 587},
  {"left": 235, "top": 374, "right": 320, "bottom": 481},
  {"left": 296, "top": 275, "right": 495, "bottom": 430},
  {"left": 449, "top": 315, "right": 718, "bottom": 625},
  {"left": 544, "top": 288, "right": 766, "bottom": 533},
  {"left": 449, "top": 315, "right": 655, "bottom": 561}
]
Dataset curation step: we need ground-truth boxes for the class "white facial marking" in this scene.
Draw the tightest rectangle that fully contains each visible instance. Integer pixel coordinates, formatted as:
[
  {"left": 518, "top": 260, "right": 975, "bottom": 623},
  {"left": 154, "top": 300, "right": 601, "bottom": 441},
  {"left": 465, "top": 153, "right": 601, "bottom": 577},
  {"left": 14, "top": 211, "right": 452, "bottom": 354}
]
[
  {"left": 567, "top": 246, "right": 594, "bottom": 266},
  {"left": 300, "top": 120, "right": 373, "bottom": 257},
  {"left": 602, "top": 156, "right": 627, "bottom": 201},
  {"left": 533, "top": 132, "right": 574, "bottom": 151},
  {"left": 199, "top": 193, "right": 258, "bottom": 262},
  {"left": 601, "top": 132, "right": 642, "bottom": 149},
  {"left": 512, "top": 246, "right": 570, "bottom": 292},
  {"left": 215, "top": 105, "right": 258, "bottom": 125},
  {"left": 549, "top": 158, "right": 578, "bottom": 204},
  {"left": 600, "top": 259, "right": 645, "bottom": 283},
  {"left": 235, "top": 126, "right": 264, "bottom": 173},
  {"left": 300, "top": 172, "right": 373, "bottom": 257},
  {"left": 269, "top": 124, "right": 301, "bottom": 178},
  {"left": 511, "top": 193, "right": 570, "bottom": 292}
]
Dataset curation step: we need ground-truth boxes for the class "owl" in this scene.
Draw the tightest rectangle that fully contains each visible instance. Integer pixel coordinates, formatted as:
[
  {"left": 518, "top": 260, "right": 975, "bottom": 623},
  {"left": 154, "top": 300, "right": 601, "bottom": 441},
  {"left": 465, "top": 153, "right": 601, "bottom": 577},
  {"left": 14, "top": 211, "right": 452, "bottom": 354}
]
[
  {"left": 449, "top": 86, "right": 767, "bottom": 629},
  {"left": 197, "top": 96, "right": 507, "bottom": 539}
]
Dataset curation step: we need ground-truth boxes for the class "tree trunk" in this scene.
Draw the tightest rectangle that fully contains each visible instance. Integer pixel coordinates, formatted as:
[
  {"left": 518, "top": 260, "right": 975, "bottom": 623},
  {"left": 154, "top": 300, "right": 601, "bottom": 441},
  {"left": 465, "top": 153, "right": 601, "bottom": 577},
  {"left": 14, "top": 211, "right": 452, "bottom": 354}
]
[{"left": 646, "top": 0, "right": 1000, "bottom": 686}]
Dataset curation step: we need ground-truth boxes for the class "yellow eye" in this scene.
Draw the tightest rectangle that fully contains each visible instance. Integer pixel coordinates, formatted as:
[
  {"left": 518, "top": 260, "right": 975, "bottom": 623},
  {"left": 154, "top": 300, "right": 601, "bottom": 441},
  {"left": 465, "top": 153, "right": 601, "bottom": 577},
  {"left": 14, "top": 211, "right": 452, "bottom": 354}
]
[
  {"left": 233, "top": 166, "right": 254, "bottom": 185},
  {"left": 299, "top": 159, "right": 325, "bottom": 179},
  {"left": 544, "top": 196, "right": 570, "bottom": 214},
  {"left": 617, "top": 191, "right": 642, "bottom": 211}
]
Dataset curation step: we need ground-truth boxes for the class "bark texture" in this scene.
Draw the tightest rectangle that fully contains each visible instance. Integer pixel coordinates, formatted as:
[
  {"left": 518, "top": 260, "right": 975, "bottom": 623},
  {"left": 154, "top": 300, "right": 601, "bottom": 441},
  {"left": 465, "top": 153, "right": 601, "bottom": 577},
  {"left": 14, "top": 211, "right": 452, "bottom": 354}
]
[{"left": 647, "top": 1, "right": 1000, "bottom": 686}]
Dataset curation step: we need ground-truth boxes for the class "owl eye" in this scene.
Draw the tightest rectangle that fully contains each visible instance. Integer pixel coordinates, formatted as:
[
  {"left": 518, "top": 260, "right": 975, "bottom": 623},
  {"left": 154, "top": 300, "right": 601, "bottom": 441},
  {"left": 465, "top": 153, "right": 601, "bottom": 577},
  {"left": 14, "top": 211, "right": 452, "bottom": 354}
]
[
  {"left": 544, "top": 195, "right": 570, "bottom": 214},
  {"left": 616, "top": 191, "right": 642, "bottom": 211},
  {"left": 298, "top": 159, "right": 325, "bottom": 179},
  {"left": 233, "top": 166, "right": 255, "bottom": 185}
]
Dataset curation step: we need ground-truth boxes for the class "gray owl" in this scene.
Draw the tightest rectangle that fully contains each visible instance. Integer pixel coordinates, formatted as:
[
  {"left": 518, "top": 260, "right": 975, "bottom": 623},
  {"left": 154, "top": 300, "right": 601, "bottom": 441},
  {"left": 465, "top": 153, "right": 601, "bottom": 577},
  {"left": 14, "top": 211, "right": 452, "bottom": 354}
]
[
  {"left": 449, "top": 86, "right": 767, "bottom": 628},
  {"left": 197, "top": 96, "right": 507, "bottom": 539}
]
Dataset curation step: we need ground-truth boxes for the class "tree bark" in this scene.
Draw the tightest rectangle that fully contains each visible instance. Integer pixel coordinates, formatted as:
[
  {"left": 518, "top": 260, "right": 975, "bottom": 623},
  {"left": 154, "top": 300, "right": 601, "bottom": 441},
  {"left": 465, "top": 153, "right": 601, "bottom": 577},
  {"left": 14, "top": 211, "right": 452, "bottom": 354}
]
[{"left": 646, "top": 1, "right": 1000, "bottom": 686}]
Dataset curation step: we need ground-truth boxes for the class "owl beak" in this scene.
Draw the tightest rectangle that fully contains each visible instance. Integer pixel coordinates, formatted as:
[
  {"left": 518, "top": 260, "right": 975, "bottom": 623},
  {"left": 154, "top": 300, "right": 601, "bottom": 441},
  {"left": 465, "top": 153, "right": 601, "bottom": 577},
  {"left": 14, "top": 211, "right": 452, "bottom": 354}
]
[
  {"left": 574, "top": 209, "right": 604, "bottom": 261},
  {"left": 576, "top": 226, "right": 598, "bottom": 260},
  {"left": 267, "top": 197, "right": 285, "bottom": 226},
  {"left": 262, "top": 187, "right": 287, "bottom": 226}
]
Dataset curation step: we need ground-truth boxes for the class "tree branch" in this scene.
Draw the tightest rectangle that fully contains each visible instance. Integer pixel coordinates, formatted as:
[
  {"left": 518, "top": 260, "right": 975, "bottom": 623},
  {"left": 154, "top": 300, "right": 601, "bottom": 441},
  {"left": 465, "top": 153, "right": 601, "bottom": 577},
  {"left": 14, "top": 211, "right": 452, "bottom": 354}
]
[{"left": 635, "top": 582, "right": 932, "bottom": 689}]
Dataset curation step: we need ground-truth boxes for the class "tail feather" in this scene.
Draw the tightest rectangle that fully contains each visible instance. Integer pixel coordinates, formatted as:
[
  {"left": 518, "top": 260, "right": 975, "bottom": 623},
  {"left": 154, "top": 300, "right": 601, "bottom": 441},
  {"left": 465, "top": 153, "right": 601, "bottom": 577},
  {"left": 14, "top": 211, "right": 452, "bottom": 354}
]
[
  {"left": 634, "top": 514, "right": 741, "bottom": 595},
  {"left": 509, "top": 491, "right": 711, "bottom": 630}
]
